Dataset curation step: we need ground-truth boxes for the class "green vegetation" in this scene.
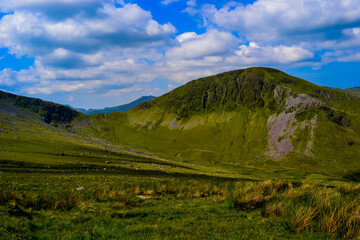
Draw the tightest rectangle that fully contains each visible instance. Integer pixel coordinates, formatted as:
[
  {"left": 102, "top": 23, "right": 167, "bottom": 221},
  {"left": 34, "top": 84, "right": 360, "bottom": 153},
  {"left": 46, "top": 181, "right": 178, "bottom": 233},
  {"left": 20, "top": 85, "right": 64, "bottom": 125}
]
[
  {"left": 75, "top": 68, "right": 360, "bottom": 181},
  {"left": 1, "top": 171, "right": 360, "bottom": 239},
  {"left": 1, "top": 67, "right": 360, "bottom": 239}
]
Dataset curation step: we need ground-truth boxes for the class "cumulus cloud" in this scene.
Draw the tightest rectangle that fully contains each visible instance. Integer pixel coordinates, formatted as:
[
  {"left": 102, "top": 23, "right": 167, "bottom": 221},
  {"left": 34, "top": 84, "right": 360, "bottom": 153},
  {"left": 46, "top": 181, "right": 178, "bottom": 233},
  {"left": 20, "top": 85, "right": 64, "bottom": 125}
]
[
  {"left": 227, "top": 42, "right": 314, "bottom": 65},
  {"left": 198, "top": 0, "right": 360, "bottom": 44},
  {"left": 180, "top": 0, "right": 360, "bottom": 71},
  {"left": 26, "top": 80, "right": 105, "bottom": 94},
  {"left": 0, "top": 0, "right": 178, "bottom": 96},
  {"left": 167, "top": 29, "right": 240, "bottom": 59},
  {"left": 157, "top": 30, "right": 313, "bottom": 84},
  {"left": 321, "top": 49, "right": 360, "bottom": 65},
  {"left": 0, "top": 3, "right": 176, "bottom": 57}
]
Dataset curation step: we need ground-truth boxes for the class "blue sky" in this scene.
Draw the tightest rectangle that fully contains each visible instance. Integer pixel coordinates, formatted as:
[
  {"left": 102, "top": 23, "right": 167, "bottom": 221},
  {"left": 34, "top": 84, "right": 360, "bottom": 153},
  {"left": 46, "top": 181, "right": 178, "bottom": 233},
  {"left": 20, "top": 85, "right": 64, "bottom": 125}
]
[{"left": 0, "top": 0, "right": 359, "bottom": 108}]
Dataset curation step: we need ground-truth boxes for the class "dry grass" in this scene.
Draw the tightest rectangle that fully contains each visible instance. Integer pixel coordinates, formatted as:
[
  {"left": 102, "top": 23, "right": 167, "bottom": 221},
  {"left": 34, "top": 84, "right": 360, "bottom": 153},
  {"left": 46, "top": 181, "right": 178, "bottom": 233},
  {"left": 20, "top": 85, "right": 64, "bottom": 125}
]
[
  {"left": 290, "top": 207, "right": 318, "bottom": 232},
  {"left": 263, "top": 201, "right": 287, "bottom": 217},
  {"left": 339, "top": 183, "right": 360, "bottom": 196}
]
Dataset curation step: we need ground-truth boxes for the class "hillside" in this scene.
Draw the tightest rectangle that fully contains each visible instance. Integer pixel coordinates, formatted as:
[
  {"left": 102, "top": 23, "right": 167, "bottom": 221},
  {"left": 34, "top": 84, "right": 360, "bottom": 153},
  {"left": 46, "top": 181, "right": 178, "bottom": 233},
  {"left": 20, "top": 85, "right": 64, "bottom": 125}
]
[
  {"left": 328, "top": 86, "right": 360, "bottom": 97},
  {"left": 346, "top": 87, "right": 360, "bottom": 95},
  {"left": 79, "top": 67, "right": 360, "bottom": 181},
  {"left": 74, "top": 96, "right": 156, "bottom": 115},
  {"left": 0, "top": 90, "right": 83, "bottom": 127}
]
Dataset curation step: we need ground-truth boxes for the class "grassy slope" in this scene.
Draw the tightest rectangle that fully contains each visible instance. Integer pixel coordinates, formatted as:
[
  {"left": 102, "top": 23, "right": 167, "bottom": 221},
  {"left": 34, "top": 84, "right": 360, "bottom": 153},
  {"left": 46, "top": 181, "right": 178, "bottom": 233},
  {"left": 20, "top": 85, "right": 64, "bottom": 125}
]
[
  {"left": 1, "top": 112, "right": 251, "bottom": 181},
  {"left": 77, "top": 68, "right": 360, "bottom": 181},
  {"left": 345, "top": 87, "right": 360, "bottom": 96}
]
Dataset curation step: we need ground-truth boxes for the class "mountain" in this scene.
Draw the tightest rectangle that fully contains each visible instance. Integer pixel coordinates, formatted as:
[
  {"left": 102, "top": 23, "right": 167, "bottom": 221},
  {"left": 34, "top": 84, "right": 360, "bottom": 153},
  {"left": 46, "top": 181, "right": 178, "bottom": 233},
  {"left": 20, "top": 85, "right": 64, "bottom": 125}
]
[
  {"left": 74, "top": 96, "right": 156, "bottom": 115},
  {"left": 79, "top": 67, "right": 360, "bottom": 180},
  {"left": 1, "top": 67, "right": 359, "bottom": 181}
]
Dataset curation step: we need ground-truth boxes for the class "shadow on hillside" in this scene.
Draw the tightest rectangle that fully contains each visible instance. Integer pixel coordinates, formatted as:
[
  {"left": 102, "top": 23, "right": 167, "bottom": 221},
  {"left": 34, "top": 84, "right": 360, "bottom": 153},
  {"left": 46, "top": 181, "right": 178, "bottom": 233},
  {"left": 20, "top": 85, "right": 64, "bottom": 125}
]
[
  {"left": 0, "top": 159, "right": 256, "bottom": 182},
  {"left": 343, "top": 172, "right": 360, "bottom": 182}
]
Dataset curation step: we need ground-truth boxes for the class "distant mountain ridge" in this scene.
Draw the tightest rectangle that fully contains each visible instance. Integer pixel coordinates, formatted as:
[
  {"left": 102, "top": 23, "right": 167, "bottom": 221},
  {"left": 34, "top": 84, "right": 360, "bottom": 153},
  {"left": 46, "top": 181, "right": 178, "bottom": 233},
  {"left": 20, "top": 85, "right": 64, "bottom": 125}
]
[{"left": 73, "top": 96, "right": 156, "bottom": 115}]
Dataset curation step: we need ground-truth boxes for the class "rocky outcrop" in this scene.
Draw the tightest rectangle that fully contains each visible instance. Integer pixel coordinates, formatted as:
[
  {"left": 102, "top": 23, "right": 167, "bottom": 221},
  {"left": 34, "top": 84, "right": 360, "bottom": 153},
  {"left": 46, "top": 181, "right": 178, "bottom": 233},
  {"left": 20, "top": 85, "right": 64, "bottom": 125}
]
[{"left": 266, "top": 86, "right": 323, "bottom": 159}]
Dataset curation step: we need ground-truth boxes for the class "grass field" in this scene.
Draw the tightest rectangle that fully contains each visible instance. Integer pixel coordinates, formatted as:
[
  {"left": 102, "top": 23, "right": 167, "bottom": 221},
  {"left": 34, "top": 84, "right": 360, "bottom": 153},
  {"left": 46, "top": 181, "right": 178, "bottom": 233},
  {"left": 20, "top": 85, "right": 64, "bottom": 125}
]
[
  {"left": 1, "top": 170, "right": 360, "bottom": 239},
  {"left": 1, "top": 114, "right": 360, "bottom": 239}
]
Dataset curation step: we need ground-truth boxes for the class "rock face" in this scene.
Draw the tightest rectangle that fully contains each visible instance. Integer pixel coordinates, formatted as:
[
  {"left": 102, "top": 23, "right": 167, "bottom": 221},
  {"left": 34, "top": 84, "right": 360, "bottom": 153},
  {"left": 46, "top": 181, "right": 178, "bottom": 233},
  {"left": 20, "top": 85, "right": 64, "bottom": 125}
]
[{"left": 266, "top": 86, "right": 323, "bottom": 159}]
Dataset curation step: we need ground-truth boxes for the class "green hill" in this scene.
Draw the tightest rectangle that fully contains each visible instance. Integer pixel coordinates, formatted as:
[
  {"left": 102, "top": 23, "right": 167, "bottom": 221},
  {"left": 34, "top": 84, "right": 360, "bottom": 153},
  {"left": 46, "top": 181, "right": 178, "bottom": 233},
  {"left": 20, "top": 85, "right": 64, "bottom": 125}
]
[{"left": 78, "top": 67, "right": 360, "bottom": 181}]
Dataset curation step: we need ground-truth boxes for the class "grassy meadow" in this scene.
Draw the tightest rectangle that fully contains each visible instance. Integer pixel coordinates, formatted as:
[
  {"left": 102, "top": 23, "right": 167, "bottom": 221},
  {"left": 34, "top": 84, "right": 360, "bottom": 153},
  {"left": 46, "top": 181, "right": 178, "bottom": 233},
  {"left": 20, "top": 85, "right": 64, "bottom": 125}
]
[{"left": 2, "top": 171, "right": 360, "bottom": 239}]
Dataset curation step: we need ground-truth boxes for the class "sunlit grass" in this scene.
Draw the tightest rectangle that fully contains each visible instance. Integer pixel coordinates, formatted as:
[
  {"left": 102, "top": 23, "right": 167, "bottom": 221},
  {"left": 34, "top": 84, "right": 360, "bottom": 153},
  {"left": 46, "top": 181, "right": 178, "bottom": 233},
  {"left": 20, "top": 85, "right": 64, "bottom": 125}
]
[{"left": 1, "top": 172, "right": 360, "bottom": 239}]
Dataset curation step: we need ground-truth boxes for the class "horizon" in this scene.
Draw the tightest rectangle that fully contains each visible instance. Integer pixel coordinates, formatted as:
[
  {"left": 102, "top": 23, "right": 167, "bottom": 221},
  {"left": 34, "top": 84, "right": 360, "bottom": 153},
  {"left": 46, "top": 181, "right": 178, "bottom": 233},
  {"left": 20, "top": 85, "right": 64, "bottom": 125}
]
[{"left": 1, "top": 0, "right": 360, "bottom": 108}]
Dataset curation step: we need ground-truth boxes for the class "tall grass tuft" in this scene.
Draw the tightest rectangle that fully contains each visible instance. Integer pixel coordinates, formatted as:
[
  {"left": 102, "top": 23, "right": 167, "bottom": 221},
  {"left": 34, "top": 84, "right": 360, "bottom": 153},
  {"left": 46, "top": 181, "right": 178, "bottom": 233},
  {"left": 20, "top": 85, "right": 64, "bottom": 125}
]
[{"left": 290, "top": 207, "right": 318, "bottom": 233}]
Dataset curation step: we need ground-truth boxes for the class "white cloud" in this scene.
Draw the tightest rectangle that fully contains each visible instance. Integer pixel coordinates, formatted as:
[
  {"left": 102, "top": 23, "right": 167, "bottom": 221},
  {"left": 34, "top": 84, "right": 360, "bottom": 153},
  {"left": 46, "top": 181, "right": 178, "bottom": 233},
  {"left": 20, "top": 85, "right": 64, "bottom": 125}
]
[
  {"left": 176, "top": 32, "right": 197, "bottom": 43},
  {"left": 0, "top": 3, "right": 176, "bottom": 58},
  {"left": 0, "top": 1, "right": 178, "bottom": 96},
  {"left": 228, "top": 42, "right": 314, "bottom": 65},
  {"left": 161, "top": 0, "right": 181, "bottom": 5},
  {"left": 186, "top": 0, "right": 196, "bottom": 7},
  {"left": 27, "top": 80, "right": 104, "bottom": 94},
  {"left": 0, "top": 69, "right": 16, "bottom": 86},
  {"left": 321, "top": 50, "right": 360, "bottom": 64},
  {"left": 167, "top": 29, "right": 239, "bottom": 59},
  {"left": 157, "top": 41, "right": 313, "bottom": 84},
  {"left": 161, "top": 0, "right": 196, "bottom": 6},
  {"left": 198, "top": 0, "right": 360, "bottom": 44}
]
